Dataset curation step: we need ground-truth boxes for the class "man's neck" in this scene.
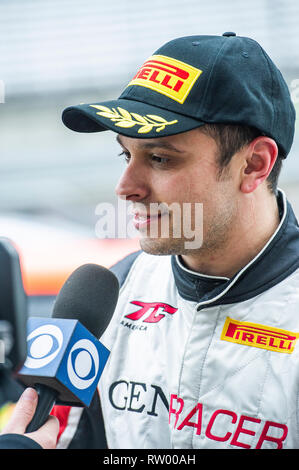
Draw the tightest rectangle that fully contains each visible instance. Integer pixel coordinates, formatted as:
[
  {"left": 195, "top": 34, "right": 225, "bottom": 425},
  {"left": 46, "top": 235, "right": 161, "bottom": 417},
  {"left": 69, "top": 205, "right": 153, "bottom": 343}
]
[{"left": 180, "top": 190, "right": 281, "bottom": 278}]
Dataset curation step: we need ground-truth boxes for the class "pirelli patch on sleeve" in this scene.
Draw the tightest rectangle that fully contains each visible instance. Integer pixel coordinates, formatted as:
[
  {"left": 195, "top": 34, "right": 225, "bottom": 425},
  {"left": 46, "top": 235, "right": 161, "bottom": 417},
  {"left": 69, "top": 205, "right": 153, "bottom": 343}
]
[{"left": 221, "top": 317, "right": 299, "bottom": 354}]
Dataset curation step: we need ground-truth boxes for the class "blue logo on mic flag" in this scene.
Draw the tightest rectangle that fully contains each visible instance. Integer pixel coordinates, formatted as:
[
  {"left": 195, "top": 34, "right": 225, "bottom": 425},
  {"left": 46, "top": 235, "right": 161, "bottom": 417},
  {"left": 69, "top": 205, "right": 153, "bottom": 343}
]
[{"left": 18, "top": 317, "right": 110, "bottom": 406}]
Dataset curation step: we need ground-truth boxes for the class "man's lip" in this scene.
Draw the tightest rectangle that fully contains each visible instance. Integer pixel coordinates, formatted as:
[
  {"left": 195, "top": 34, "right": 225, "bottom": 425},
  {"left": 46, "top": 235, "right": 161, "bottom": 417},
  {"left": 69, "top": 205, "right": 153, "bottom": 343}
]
[
  {"left": 132, "top": 211, "right": 168, "bottom": 219},
  {"left": 133, "top": 212, "right": 166, "bottom": 229},
  {"left": 133, "top": 212, "right": 159, "bottom": 218}
]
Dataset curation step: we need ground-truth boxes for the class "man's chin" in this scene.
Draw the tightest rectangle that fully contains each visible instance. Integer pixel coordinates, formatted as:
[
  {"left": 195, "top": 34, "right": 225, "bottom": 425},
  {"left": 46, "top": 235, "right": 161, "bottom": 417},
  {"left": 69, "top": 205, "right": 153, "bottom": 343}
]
[{"left": 138, "top": 237, "right": 187, "bottom": 256}]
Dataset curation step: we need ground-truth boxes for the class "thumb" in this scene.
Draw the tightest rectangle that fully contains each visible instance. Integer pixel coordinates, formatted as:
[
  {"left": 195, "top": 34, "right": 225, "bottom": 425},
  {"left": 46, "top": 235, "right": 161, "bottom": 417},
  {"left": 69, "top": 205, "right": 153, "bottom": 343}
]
[{"left": 1, "top": 388, "right": 38, "bottom": 434}]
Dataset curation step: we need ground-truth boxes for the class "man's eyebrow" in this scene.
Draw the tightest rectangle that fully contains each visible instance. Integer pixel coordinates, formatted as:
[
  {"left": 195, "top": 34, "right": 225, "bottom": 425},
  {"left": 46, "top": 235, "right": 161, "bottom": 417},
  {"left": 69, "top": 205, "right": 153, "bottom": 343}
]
[{"left": 116, "top": 134, "right": 185, "bottom": 154}]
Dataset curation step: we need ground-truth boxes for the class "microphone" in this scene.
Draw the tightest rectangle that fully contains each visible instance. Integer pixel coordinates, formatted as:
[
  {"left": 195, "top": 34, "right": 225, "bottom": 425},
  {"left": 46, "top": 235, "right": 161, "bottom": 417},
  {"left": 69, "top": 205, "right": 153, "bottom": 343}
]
[{"left": 17, "top": 263, "right": 119, "bottom": 432}]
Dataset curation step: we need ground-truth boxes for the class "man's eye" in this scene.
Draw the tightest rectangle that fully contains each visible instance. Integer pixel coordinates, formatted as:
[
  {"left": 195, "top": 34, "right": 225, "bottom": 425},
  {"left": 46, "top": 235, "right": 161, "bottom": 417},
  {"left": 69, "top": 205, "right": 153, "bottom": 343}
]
[
  {"left": 151, "top": 155, "right": 169, "bottom": 165},
  {"left": 118, "top": 150, "right": 130, "bottom": 162},
  {"left": 118, "top": 151, "right": 169, "bottom": 166}
]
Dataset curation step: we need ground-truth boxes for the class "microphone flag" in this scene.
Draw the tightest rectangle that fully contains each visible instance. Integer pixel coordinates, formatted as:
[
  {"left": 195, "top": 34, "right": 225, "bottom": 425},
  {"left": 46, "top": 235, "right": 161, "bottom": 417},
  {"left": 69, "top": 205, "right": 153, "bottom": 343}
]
[{"left": 18, "top": 316, "right": 110, "bottom": 407}]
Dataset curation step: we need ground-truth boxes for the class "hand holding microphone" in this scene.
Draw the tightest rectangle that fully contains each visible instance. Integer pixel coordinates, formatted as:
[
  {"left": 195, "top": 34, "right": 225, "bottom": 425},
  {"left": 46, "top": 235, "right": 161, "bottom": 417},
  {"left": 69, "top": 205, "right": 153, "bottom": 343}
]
[
  {"left": 17, "top": 263, "right": 119, "bottom": 433},
  {"left": 0, "top": 387, "right": 59, "bottom": 449}
]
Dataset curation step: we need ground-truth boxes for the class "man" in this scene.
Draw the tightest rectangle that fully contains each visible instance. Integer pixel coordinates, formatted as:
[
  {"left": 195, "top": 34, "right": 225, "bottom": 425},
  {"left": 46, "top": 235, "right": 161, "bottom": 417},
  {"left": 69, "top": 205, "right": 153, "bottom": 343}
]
[{"left": 53, "top": 32, "right": 299, "bottom": 449}]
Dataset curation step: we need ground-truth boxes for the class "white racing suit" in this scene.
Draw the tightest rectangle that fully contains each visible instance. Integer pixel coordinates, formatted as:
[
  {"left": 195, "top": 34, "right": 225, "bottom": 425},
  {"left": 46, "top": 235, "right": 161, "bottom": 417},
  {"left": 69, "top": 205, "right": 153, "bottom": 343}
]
[{"left": 52, "top": 189, "right": 299, "bottom": 449}]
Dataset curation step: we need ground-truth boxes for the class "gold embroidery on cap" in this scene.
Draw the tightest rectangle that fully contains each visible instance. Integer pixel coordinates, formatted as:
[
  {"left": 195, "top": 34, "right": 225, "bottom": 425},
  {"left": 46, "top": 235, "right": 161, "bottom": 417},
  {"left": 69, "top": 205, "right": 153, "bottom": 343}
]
[{"left": 90, "top": 105, "right": 178, "bottom": 134}]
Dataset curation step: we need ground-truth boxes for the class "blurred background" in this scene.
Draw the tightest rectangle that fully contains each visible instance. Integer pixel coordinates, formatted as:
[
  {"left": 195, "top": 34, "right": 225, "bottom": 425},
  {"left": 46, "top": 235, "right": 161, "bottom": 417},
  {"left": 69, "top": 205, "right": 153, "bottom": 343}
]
[{"left": 0, "top": 0, "right": 298, "bottom": 311}]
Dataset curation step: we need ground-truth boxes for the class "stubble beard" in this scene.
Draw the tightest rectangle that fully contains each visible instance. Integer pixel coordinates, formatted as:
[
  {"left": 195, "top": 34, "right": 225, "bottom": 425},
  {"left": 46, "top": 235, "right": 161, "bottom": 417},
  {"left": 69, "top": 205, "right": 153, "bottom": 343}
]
[{"left": 138, "top": 199, "right": 237, "bottom": 259}]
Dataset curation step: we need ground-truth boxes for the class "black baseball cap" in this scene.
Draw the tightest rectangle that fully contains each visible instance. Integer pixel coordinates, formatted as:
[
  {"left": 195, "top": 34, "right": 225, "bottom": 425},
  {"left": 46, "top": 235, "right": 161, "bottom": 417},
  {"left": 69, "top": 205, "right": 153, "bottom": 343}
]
[{"left": 62, "top": 32, "right": 296, "bottom": 157}]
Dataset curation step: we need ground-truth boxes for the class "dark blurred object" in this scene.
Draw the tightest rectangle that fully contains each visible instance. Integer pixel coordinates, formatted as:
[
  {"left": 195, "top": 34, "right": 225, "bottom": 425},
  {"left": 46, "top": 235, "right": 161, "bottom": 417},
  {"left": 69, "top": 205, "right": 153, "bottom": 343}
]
[
  {"left": 0, "top": 238, "right": 28, "bottom": 408},
  {"left": 0, "top": 238, "right": 28, "bottom": 371}
]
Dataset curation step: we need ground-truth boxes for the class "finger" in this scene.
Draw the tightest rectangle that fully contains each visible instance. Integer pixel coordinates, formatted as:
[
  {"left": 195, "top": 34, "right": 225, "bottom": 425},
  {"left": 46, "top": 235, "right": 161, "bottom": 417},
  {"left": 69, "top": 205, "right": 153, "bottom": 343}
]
[
  {"left": 27, "top": 415, "right": 60, "bottom": 449},
  {"left": 1, "top": 388, "right": 38, "bottom": 434}
]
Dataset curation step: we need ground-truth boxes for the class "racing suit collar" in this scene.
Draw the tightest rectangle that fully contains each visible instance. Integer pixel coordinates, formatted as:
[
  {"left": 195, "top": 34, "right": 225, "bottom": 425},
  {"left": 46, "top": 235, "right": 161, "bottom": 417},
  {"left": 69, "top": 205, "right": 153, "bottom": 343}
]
[{"left": 171, "top": 189, "right": 299, "bottom": 305}]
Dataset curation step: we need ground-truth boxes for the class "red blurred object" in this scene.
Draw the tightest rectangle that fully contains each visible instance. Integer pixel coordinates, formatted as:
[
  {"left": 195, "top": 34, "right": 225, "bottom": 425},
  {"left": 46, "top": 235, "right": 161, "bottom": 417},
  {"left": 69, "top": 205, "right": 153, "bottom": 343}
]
[{"left": 0, "top": 215, "right": 139, "bottom": 296}]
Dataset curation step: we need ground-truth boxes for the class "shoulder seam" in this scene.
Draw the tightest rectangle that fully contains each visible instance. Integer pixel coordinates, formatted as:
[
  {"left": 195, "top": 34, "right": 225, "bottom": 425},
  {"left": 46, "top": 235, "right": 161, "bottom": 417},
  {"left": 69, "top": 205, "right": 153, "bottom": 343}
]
[{"left": 110, "top": 250, "right": 142, "bottom": 289}]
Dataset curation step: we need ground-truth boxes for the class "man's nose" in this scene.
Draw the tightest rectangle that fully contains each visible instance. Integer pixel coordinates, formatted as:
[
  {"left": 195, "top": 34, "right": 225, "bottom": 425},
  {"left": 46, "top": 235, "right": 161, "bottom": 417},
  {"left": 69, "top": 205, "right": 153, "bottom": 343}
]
[{"left": 115, "top": 163, "right": 149, "bottom": 202}]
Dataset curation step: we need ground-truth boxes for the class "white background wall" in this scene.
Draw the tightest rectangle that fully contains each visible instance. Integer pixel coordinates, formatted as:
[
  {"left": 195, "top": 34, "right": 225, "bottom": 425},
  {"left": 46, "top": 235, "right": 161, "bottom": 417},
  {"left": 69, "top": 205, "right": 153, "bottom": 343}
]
[{"left": 0, "top": 0, "right": 298, "bottom": 230}]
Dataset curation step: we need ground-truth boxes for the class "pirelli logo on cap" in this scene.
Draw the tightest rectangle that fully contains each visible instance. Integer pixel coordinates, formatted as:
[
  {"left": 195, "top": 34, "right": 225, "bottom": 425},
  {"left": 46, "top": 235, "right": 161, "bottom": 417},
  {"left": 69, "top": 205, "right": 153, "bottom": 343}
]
[
  {"left": 127, "top": 54, "right": 202, "bottom": 104},
  {"left": 221, "top": 317, "right": 299, "bottom": 354}
]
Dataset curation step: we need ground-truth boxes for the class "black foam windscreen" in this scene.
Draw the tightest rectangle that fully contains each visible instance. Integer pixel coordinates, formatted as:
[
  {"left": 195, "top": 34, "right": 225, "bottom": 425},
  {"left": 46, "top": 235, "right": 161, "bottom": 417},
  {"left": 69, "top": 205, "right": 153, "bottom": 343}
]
[{"left": 52, "top": 263, "right": 119, "bottom": 338}]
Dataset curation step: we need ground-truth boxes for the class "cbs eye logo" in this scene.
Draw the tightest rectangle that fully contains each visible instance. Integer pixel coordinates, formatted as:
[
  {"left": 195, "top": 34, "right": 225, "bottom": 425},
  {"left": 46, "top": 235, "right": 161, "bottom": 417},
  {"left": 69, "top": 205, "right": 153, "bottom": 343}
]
[
  {"left": 24, "top": 325, "right": 63, "bottom": 369},
  {"left": 24, "top": 325, "right": 100, "bottom": 390},
  {"left": 67, "top": 339, "right": 99, "bottom": 390}
]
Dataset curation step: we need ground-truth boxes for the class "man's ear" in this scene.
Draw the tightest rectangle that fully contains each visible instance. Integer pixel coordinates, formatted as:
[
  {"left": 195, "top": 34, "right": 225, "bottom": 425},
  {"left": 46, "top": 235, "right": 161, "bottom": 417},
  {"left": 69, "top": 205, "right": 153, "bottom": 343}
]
[{"left": 240, "top": 136, "right": 278, "bottom": 194}]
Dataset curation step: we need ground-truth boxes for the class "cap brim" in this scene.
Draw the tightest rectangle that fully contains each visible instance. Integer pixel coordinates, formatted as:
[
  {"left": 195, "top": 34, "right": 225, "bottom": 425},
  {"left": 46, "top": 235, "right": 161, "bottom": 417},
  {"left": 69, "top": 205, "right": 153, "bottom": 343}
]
[{"left": 62, "top": 99, "right": 204, "bottom": 138}]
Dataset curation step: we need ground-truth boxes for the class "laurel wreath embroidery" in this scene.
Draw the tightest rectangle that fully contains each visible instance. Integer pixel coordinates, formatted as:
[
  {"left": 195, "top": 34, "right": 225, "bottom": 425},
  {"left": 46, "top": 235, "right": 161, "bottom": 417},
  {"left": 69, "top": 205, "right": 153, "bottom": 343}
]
[{"left": 89, "top": 105, "right": 178, "bottom": 133}]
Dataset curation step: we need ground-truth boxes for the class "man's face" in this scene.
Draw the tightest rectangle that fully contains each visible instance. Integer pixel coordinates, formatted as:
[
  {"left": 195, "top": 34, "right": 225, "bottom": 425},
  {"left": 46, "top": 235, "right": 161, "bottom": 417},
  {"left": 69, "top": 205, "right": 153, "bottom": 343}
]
[{"left": 115, "top": 128, "right": 239, "bottom": 257}]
